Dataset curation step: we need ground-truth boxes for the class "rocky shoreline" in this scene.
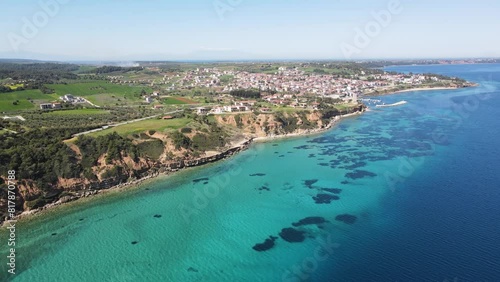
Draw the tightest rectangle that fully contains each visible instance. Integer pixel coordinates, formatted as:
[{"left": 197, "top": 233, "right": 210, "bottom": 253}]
[
  {"left": 2, "top": 110, "right": 366, "bottom": 226},
  {"left": 253, "top": 110, "right": 364, "bottom": 143},
  {"left": 3, "top": 139, "right": 253, "bottom": 225}
]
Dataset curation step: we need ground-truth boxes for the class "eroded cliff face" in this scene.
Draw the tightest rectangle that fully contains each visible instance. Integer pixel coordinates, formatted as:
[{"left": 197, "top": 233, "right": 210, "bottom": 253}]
[
  {"left": 214, "top": 109, "right": 361, "bottom": 138},
  {"left": 1, "top": 106, "right": 364, "bottom": 220},
  {"left": 1, "top": 132, "right": 249, "bottom": 219},
  {"left": 4, "top": 154, "right": 158, "bottom": 214}
]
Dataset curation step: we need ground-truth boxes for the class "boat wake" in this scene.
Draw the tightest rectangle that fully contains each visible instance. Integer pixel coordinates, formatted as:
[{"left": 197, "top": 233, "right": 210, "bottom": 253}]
[{"left": 375, "top": 100, "right": 408, "bottom": 107}]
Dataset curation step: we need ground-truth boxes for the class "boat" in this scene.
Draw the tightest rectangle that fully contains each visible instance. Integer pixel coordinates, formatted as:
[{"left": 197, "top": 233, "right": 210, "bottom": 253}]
[{"left": 375, "top": 100, "right": 408, "bottom": 107}]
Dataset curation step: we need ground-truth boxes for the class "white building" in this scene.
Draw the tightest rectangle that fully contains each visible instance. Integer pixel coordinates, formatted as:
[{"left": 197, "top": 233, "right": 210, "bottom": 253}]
[
  {"left": 196, "top": 107, "right": 210, "bottom": 115},
  {"left": 211, "top": 107, "right": 224, "bottom": 114}
]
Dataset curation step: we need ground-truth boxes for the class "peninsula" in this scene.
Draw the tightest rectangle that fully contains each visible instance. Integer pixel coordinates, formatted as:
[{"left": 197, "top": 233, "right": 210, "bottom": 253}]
[{"left": 0, "top": 60, "right": 476, "bottom": 222}]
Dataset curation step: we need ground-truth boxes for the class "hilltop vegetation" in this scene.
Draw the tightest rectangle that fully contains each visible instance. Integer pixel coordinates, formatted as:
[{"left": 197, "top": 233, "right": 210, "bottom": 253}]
[
  {"left": 230, "top": 89, "right": 261, "bottom": 99},
  {"left": 87, "top": 66, "right": 143, "bottom": 74},
  {"left": 0, "top": 63, "right": 78, "bottom": 93}
]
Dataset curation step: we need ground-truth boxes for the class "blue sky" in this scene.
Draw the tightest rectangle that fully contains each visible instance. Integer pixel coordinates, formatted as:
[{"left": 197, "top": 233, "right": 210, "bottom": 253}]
[{"left": 0, "top": 0, "right": 499, "bottom": 60}]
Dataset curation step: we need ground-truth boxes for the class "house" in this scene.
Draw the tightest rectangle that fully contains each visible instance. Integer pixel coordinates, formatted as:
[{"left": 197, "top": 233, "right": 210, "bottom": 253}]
[
  {"left": 63, "top": 94, "right": 75, "bottom": 101},
  {"left": 152, "top": 91, "right": 160, "bottom": 97},
  {"left": 40, "top": 103, "right": 53, "bottom": 110},
  {"left": 310, "top": 102, "right": 320, "bottom": 110},
  {"left": 223, "top": 106, "right": 239, "bottom": 112},
  {"left": 211, "top": 107, "right": 224, "bottom": 114},
  {"left": 153, "top": 105, "right": 164, "bottom": 110},
  {"left": 162, "top": 115, "right": 174, "bottom": 120},
  {"left": 52, "top": 103, "right": 62, "bottom": 109},
  {"left": 145, "top": 97, "right": 154, "bottom": 103},
  {"left": 196, "top": 107, "right": 210, "bottom": 115},
  {"left": 238, "top": 100, "right": 257, "bottom": 106},
  {"left": 260, "top": 107, "right": 272, "bottom": 113},
  {"left": 60, "top": 94, "right": 85, "bottom": 104}
]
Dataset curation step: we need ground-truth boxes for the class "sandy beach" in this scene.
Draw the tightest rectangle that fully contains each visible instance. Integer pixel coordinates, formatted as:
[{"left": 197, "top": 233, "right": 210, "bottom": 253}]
[
  {"left": 364, "top": 85, "right": 477, "bottom": 97},
  {"left": 393, "top": 86, "right": 459, "bottom": 93}
]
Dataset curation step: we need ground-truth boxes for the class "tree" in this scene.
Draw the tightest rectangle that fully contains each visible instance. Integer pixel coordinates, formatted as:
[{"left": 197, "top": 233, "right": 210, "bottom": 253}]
[{"left": 170, "top": 131, "right": 191, "bottom": 150}]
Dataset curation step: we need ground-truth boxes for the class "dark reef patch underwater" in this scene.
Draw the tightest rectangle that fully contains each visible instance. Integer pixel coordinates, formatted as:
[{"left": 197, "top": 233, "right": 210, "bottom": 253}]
[
  {"left": 292, "top": 216, "right": 328, "bottom": 227},
  {"left": 279, "top": 228, "right": 306, "bottom": 243},
  {"left": 313, "top": 193, "right": 340, "bottom": 204},
  {"left": 335, "top": 214, "right": 357, "bottom": 225},
  {"left": 252, "top": 236, "right": 278, "bottom": 252}
]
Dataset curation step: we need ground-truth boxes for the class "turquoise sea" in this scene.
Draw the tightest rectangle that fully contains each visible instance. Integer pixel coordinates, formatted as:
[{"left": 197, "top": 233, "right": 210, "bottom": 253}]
[{"left": 1, "top": 64, "right": 500, "bottom": 281}]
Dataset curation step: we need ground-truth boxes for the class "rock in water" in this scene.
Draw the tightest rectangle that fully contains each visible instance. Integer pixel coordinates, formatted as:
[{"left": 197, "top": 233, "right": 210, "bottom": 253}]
[
  {"left": 304, "top": 179, "right": 319, "bottom": 188},
  {"left": 279, "top": 228, "right": 306, "bottom": 243},
  {"left": 292, "top": 216, "right": 328, "bottom": 227},
  {"left": 313, "top": 193, "right": 340, "bottom": 204},
  {"left": 335, "top": 214, "right": 357, "bottom": 224},
  {"left": 252, "top": 236, "right": 278, "bottom": 252}
]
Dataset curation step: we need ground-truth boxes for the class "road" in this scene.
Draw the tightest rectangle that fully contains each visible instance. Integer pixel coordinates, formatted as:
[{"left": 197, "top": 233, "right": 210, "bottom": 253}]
[
  {"left": 2, "top": 115, "right": 26, "bottom": 121},
  {"left": 83, "top": 98, "right": 101, "bottom": 108}
]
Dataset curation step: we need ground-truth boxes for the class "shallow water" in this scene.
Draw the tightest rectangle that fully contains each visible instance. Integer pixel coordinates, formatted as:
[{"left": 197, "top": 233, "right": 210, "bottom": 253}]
[{"left": 1, "top": 64, "right": 500, "bottom": 281}]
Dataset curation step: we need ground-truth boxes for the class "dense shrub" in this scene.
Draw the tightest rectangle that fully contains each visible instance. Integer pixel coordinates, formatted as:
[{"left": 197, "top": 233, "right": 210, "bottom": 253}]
[
  {"left": 170, "top": 131, "right": 191, "bottom": 150},
  {"left": 137, "top": 139, "right": 164, "bottom": 160},
  {"left": 180, "top": 127, "right": 192, "bottom": 133}
]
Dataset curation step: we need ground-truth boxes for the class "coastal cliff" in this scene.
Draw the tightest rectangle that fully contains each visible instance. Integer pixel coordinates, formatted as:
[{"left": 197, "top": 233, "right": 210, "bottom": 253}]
[{"left": 0, "top": 104, "right": 364, "bottom": 223}]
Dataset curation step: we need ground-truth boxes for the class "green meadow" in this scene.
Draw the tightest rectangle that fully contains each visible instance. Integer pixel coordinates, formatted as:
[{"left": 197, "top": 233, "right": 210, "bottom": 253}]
[
  {"left": 163, "top": 97, "right": 189, "bottom": 105},
  {"left": 49, "top": 81, "right": 152, "bottom": 106},
  {"left": 88, "top": 117, "right": 191, "bottom": 137},
  {"left": 8, "top": 84, "right": 24, "bottom": 90},
  {"left": 0, "top": 89, "right": 59, "bottom": 112}
]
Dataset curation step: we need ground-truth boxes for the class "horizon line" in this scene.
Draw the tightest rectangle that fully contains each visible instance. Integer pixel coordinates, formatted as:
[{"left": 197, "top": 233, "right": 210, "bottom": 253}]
[{"left": 1, "top": 57, "right": 500, "bottom": 64}]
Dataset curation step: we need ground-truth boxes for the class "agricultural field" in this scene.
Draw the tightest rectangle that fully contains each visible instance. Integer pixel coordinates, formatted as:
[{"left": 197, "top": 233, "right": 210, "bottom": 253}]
[
  {"left": 7, "top": 84, "right": 24, "bottom": 90},
  {"left": 0, "top": 89, "right": 59, "bottom": 112},
  {"left": 48, "top": 81, "right": 153, "bottom": 106},
  {"left": 88, "top": 117, "right": 191, "bottom": 137},
  {"left": 163, "top": 97, "right": 198, "bottom": 105}
]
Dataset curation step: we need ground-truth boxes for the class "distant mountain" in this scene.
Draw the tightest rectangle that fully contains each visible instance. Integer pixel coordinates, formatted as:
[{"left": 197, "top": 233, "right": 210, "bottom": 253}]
[
  {"left": 0, "top": 49, "right": 269, "bottom": 63},
  {"left": 0, "top": 58, "right": 45, "bottom": 63},
  {"left": 0, "top": 50, "right": 95, "bottom": 62},
  {"left": 178, "top": 49, "right": 265, "bottom": 61}
]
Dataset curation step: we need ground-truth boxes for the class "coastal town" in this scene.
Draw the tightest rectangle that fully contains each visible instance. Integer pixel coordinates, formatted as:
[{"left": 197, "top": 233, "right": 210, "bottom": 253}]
[{"left": 104, "top": 63, "right": 473, "bottom": 116}]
